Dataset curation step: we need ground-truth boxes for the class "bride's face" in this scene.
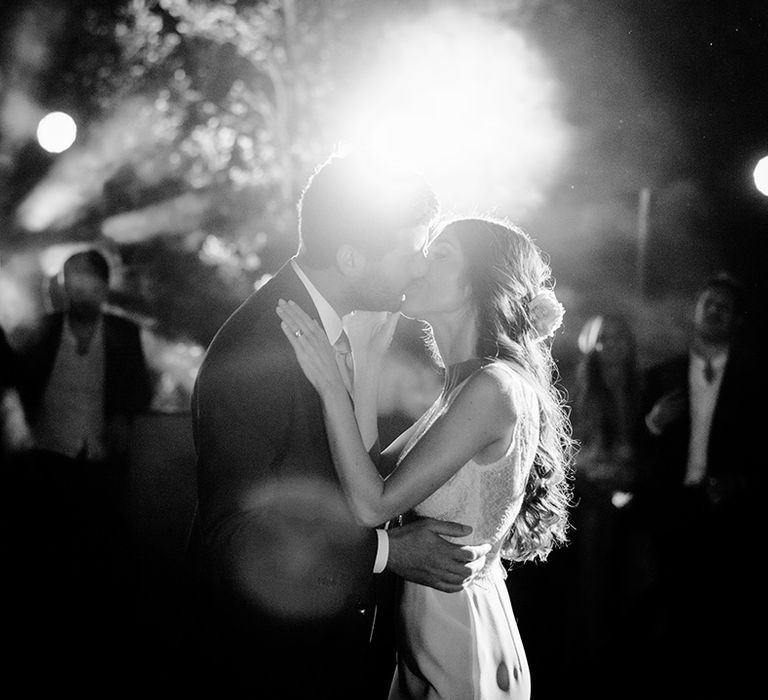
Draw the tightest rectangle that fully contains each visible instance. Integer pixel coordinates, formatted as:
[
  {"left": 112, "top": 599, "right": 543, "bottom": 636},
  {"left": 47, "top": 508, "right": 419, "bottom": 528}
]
[{"left": 400, "top": 228, "right": 470, "bottom": 321}]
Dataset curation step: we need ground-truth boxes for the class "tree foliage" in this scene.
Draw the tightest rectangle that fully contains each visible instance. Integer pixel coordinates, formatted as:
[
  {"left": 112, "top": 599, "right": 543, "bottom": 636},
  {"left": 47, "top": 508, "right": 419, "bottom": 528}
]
[{"left": 40, "top": 0, "right": 413, "bottom": 342}]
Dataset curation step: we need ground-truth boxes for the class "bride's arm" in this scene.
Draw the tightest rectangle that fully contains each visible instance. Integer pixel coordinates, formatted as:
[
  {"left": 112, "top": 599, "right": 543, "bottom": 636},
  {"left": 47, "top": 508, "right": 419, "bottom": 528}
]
[{"left": 277, "top": 300, "right": 513, "bottom": 527}]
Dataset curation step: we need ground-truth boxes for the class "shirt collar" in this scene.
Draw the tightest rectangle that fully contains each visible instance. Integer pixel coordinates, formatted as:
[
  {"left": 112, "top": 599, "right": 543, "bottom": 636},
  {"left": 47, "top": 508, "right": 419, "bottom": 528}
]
[
  {"left": 290, "top": 259, "right": 344, "bottom": 345},
  {"left": 63, "top": 313, "right": 103, "bottom": 344},
  {"left": 690, "top": 348, "right": 728, "bottom": 371}
]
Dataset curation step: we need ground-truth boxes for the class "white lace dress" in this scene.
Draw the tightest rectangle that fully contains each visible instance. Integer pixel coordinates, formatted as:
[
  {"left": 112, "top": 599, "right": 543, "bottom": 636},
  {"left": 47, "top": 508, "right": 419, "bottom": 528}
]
[{"left": 388, "top": 363, "right": 538, "bottom": 700}]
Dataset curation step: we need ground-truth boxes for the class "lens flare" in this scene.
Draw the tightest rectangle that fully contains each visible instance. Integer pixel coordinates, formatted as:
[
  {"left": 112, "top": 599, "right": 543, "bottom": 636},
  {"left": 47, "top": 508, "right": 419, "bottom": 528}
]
[{"left": 235, "top": 477, "right": 368, "bottom": 620}]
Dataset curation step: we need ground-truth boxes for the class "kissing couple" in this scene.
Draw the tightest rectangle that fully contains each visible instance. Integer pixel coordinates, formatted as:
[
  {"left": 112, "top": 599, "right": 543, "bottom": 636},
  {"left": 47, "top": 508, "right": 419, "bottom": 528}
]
[{"left": 192, "top": 149, "right": 574, "bottom": 700}]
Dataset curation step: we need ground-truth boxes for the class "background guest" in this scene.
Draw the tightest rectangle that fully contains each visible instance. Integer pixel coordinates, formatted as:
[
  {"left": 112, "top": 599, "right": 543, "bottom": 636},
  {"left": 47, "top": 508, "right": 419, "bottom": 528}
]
[
  {"left": 11, "top": 248, "right": 153, "bottom": 691},
  {"left": 641, "top": 272, "right": 765, "bottom": 697},
  {"left": 566, "top": 313, "right": 653, "bottom": 697}
]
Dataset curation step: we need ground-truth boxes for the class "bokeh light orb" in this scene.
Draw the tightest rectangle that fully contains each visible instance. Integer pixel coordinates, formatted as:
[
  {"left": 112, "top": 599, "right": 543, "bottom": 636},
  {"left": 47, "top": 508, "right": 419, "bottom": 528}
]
[
  {"left": 235, "top": 477, "right": 368, "bottom": 621},
  {"left": 36, "top": 111, "right": 77, "bottom": 153},
  {"left": 753, "top": 155, "right": 768, "bottom": 196}
]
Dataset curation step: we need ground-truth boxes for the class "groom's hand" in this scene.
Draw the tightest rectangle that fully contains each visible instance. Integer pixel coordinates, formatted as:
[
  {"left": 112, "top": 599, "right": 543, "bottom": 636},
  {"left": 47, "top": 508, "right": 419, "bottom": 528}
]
[{"left": 385, "top": 517, "right": 490, "bottom": 593}]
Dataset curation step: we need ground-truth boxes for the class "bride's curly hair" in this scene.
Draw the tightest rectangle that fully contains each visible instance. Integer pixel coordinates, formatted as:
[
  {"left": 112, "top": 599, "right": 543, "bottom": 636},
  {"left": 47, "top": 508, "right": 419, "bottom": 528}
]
[{"left": 430, "top": 217, "right": 575, "bottom": 563}]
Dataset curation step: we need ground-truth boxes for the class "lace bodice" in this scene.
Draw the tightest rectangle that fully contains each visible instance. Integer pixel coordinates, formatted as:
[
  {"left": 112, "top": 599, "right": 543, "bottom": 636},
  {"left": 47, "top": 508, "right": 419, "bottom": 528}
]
[{"left": 397, "top": 362, "right": 540, "bottom": 579}]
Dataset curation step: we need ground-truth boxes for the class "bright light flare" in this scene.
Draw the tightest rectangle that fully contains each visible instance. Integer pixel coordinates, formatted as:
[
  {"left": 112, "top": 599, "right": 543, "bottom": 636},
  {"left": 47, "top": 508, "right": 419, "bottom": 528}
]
[
  {"left": 336, "top": 9, "right": 572, "bottom": 216},
  {"left": 36, "top": 111, "right": 77, "bottom": 153},
  {"left": 753, "top": 155, "right": 768, "bottom": 196}
]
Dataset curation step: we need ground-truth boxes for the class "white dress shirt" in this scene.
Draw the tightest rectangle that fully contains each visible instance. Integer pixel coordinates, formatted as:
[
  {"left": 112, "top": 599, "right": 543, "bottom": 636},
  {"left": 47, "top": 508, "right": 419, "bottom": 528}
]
[
  {"left": 685, "top": 350, "right": 727, "bottom": 485},
  {"left": 291, "top": 260, "right": 389, "bottom": 573}
]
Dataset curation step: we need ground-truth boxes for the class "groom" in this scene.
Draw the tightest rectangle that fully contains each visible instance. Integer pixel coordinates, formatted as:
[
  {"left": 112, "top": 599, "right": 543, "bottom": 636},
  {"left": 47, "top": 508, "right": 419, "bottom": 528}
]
[{"left": 191, "top": 150, "right": 488, "bottom": 698}]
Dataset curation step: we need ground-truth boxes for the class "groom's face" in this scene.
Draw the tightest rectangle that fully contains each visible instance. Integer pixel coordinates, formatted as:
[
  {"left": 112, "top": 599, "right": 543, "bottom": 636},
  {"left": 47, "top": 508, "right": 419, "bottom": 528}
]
[{"left": 351, "top": 224, "right": 430, "bottom": 311}]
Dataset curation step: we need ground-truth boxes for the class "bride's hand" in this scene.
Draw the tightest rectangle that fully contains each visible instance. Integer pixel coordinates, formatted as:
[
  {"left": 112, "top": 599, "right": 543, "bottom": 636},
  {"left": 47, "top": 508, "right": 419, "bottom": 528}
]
[{"left": 276, "top": 299, "right": 347, "bottom": 398}]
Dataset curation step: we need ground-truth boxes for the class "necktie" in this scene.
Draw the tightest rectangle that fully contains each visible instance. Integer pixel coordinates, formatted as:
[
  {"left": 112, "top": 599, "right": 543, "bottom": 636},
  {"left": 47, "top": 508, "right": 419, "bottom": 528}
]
[
  {"left": 333, "top": 330, "right": 354, "bottom": 395},
  {"left": 704, "top": 358, "right": 714, "bottom": 383}
]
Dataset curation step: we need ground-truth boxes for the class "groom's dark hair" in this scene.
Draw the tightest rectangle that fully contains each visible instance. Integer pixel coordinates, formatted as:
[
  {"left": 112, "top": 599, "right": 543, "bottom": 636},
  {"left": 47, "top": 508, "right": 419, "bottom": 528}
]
[{"left": 297, "top": 148, "right": 438, "bottom": 268}]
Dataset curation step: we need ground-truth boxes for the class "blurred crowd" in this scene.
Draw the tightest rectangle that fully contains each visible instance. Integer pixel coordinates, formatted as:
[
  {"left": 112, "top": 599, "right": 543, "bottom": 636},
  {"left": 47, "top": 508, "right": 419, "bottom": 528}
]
[
  {"left": 1, "top": 252, "right": 764, "bottom": 698},
  {"left": 514, "top": 271, "right": 764, "bottom": 699}
]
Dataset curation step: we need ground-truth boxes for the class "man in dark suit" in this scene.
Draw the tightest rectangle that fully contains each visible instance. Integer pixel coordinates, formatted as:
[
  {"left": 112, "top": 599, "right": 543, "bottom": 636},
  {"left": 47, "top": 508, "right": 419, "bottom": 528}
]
[
  {"left": 11, "top": 248, "right": 152, "bottom": 690},
  {"left": 641, "top": 272, "right": 765, "bottom": 696},
  {"left": 18, "top": 249, "right": 152, "bottom": 460},
  {"left": 191, "top": 151, "right": 489, "bottom": 698}
]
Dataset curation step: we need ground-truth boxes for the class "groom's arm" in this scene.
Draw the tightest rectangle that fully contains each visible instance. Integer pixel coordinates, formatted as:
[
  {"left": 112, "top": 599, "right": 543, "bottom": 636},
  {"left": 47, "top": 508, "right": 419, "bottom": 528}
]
[
  {"left": 384, "top": 517, "right": 490, "bottom": 593},
  {"left": 371, "top": 432, "right": 482, "bottom": 582},
  {"left": 367, "top": 441, "right": 392, "bottom": 574}
]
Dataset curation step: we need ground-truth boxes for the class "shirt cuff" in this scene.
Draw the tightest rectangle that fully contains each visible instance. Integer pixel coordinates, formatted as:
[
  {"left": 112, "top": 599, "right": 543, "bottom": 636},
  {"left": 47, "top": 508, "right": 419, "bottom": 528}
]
[{"left": 373, "top": 528, "right": 389, "bottom": 574}]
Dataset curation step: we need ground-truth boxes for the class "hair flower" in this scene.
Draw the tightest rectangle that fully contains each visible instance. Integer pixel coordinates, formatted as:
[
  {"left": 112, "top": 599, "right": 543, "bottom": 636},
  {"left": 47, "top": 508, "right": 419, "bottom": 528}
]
[{"left": 528, "top": 289, "right": 565, "bottom": 339}]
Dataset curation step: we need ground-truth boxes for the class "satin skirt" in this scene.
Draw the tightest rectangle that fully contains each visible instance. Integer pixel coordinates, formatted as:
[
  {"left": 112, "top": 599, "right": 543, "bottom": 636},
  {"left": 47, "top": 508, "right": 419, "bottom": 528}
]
[{"left": 388, "top": 561, "right": 530, "bottom": 700}]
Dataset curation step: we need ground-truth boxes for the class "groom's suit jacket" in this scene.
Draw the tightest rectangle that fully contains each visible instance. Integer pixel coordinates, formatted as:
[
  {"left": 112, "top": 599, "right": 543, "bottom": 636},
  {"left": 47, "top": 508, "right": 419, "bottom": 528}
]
[
  {"left": 191, "top": 260, "right": 382, "bottom": 697},
  {"left": 192, "top": 260, "right": 378, "bottom": 609}
]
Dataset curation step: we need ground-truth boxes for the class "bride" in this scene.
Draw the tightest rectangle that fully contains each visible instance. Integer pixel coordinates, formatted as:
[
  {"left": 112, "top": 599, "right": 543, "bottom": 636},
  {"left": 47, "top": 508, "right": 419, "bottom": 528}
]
[{"left": 277, "top": 216, "right": 574, "bottom": 700}]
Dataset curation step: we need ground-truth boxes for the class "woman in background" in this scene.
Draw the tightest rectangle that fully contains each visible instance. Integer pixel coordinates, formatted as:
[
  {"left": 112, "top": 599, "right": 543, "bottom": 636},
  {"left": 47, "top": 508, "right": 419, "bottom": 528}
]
[{"left": 568, "top": 314, "right": 650, "bottom": 696}]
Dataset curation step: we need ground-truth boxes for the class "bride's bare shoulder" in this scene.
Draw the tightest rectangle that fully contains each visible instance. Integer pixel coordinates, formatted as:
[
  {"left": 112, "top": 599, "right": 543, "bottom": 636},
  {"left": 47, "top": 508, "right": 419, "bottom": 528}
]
[
  {"left": 472, "top": 362, "right": 535, "bottom": 407},
  {"left": 457, "top": 362, "right": 524, "bottom": 418}
]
